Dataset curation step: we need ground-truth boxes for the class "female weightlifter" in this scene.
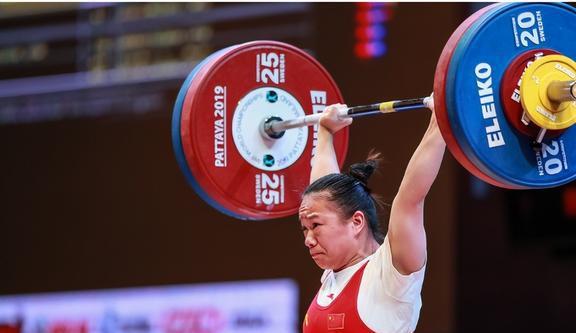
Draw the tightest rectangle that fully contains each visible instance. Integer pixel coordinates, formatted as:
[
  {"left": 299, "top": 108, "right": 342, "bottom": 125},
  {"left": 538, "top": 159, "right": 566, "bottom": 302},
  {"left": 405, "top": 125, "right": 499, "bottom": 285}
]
[{"left": 300, "top": 101, "right": 446, "bottom": 333}]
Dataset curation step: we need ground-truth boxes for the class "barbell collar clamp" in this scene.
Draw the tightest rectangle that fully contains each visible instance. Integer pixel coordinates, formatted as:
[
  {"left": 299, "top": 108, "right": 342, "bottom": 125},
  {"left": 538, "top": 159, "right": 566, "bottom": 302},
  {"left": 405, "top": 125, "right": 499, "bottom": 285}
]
[
  {"left": 547, "top": 80, "right": 576, "bottom": 104},
  {"left": 261, "top": 116, "right": 286, "bottom": 140}
]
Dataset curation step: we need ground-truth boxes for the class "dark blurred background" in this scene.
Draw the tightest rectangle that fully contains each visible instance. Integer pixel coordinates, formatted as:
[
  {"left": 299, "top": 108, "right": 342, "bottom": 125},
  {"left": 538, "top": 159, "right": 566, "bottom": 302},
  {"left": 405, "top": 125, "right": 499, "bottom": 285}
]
[{"left": 1, "top": 2, "right": 575, "bottom": 333}]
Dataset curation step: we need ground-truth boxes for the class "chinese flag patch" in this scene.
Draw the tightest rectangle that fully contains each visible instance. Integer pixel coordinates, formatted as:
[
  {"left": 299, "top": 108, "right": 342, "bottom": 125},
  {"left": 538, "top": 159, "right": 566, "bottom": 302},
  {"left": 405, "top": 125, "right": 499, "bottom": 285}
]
[{"left": 327, "top": 313, "right": 345, "bottom": 330}]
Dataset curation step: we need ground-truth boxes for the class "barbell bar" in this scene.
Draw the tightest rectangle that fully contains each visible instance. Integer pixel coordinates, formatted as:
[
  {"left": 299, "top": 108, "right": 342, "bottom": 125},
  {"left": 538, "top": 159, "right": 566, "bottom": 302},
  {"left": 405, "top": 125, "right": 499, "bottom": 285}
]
[
  {"left": 262, "top": 78, "right": 576, "bottom": 140},
  {"left": 262, "top": 97, "right": 431, "bottom": 139}
]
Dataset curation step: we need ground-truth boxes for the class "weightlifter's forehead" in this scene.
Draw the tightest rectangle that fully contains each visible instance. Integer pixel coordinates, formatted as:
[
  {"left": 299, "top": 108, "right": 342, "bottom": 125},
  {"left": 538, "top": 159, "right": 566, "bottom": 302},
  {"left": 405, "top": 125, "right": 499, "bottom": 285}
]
[
  {"left": 299, "top": 192, "right": 333, "bottom": 221},
  {"left": 298, "top": 202, "right": 319, "bottom": 221},
  {"left": 299, "top": 195, "right": 313, "bottom": 217}
]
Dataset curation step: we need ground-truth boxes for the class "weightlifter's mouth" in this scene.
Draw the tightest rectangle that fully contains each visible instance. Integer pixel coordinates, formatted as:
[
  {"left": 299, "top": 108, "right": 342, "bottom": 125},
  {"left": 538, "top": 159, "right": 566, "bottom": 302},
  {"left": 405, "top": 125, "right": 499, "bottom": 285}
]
[{"left": 310, "top": 251, "right": 324, "bottom": 258}]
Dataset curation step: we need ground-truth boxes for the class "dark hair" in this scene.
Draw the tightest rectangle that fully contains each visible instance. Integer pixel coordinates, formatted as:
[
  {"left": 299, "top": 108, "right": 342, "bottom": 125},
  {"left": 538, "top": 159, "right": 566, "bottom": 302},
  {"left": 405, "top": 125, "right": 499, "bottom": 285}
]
[{"left": 303, "top": 151, "right": 385, "bottom": 244}]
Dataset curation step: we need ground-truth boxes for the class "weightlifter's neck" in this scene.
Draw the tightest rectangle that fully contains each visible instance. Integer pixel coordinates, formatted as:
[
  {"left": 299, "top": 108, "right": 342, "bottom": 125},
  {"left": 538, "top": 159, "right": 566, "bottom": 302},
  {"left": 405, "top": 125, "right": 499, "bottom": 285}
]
[{"left": 335, "top": 238, "right": 380, "bottom": 272}]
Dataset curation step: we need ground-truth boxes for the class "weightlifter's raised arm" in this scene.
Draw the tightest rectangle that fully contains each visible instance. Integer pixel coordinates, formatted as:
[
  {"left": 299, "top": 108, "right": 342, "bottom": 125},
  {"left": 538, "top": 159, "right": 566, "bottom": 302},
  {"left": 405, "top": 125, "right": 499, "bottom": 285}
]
[
  {"left": 309, "top": 104, "right": 353, "bottom": 183},
  {"left": 388, "top": 106, "right": 446, "bottom": 275}
]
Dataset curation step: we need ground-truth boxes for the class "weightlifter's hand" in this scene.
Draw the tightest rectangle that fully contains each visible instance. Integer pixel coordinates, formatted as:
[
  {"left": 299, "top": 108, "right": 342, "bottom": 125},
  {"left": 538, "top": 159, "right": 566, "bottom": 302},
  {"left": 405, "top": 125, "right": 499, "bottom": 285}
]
[{"left": 319, "top": 103, "right": 353, "bottom": 134}]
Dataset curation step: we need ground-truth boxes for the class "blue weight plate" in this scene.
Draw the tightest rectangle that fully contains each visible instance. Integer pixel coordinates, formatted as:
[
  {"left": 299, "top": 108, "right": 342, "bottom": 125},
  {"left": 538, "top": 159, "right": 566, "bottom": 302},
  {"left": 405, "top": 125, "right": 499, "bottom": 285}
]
[
  {"left": 447, "top": 2, "right": 576, "bottom": 189},
  {"left": 171, "top": 46, "right": 247, "bottom": 220},
  {"left": 433, "top": 3, "right": 513, "bottom": 189}
]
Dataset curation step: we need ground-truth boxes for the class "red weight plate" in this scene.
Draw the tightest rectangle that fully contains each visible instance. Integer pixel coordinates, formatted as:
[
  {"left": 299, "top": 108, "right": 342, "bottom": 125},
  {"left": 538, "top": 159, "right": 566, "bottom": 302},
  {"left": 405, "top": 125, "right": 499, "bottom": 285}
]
[
  {"left": 500, "top": 48, "right": 563, "bottom": 138},
  {"left": 180, "top": 41, "right": 348, "bottom": 220},
  {"left": 433, "top": 3, "right": 517, "bottom": 189}
]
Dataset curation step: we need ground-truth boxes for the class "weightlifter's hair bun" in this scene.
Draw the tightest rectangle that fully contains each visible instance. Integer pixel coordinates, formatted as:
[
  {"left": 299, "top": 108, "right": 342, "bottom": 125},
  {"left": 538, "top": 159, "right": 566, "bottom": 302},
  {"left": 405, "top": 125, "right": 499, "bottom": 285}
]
[
  {"left": 347, "top": 150, "right": 381, "bottom": 187},
  {"left": 303, "top": 149, "right": 385, "bottom": 244}
]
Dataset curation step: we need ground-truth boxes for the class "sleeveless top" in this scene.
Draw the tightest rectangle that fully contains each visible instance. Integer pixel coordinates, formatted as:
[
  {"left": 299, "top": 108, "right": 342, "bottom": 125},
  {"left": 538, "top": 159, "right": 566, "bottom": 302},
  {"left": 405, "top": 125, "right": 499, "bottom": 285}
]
[{"left": 303, "top": 262, "right": 373, "bottom": 332}]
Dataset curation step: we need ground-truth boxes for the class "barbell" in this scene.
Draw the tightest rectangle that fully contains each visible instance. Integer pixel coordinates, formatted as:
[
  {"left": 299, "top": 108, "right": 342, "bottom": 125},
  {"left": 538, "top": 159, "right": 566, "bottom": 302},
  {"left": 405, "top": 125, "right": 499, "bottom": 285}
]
[{"left": 172, "top": 2, "right": 576, "bottom": 220}]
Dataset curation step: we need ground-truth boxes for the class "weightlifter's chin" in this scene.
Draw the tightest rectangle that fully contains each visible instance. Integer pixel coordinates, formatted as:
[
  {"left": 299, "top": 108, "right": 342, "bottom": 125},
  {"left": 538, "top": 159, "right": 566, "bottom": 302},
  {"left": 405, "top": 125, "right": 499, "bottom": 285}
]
[{"left": 310, "top": 253, "right": 330, "bottom": 269}]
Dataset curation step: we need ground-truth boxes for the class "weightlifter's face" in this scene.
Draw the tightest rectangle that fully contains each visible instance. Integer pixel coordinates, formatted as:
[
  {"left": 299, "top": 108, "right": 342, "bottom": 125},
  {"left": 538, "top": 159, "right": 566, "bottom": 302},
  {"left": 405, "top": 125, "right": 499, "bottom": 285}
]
[{"left": 299, "top": 192, "right": 356, "bottom": 271}]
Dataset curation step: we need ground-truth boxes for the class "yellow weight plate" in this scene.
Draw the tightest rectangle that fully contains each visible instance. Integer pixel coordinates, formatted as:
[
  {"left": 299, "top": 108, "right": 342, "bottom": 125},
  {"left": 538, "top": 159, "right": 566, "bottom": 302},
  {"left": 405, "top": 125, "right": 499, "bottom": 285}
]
[{"left": 521, "top": 54, "right": 576, "bottom": 130}]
